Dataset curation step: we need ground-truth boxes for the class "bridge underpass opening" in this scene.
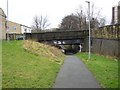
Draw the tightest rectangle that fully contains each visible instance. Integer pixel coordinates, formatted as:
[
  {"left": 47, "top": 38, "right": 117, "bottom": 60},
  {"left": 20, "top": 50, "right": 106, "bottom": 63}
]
[
  {"left": 60, "top": 44, "right": 80, "bottom": 55},
  {"left": 52, "top": 40, "right": 83, "bottom": 55},
  {"left": 39, "top": 39, "right": 83, "bottom": 55}
]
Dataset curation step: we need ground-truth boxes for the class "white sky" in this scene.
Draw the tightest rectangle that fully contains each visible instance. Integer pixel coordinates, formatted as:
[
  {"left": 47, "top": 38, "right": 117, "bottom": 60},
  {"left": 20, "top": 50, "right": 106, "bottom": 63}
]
[{"left": 0, "top": 0, "right": 120, "bottom": 28}]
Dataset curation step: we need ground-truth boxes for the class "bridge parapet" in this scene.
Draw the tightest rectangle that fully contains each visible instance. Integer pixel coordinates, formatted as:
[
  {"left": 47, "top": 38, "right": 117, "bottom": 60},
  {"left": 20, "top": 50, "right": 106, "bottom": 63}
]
[{"left": 25, "top": 30, "right": 89, "bottom": 41}]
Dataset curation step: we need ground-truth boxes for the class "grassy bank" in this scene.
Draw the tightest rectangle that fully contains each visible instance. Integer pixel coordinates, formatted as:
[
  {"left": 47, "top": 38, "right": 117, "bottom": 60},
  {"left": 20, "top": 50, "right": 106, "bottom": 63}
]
[
  {"left": 76, "top": 52, "right": 118, "bottom": 88},
  {"left": 2, "top": 40, "right": 64, "bottom": 88},
  {"left": 0, "top": 40, "right": 2, "bottom": 89}
]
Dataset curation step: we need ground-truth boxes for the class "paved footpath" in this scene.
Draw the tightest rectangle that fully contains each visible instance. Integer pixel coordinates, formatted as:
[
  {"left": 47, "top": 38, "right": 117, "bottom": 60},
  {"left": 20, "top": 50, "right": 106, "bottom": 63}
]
[{"left": 53, "top": 55, "right": 101, "bottom": 88}]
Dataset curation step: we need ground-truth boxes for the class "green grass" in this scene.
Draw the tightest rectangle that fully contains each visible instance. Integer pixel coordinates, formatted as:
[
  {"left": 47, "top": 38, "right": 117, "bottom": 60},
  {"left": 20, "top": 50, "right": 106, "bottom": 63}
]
[
  {"left": 76, "top": 52, "right": 118, "bottom": 88},
  {"left": 2, "top": 40, "right": 63, "bottom": 88},
  {"left": 0, "top": 40, "right": 2, "bottom": 89}
]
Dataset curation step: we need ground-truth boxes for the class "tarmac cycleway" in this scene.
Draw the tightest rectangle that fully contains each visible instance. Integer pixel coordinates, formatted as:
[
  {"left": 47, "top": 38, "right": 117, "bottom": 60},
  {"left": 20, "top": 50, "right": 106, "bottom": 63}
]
[{"left": 53, "top": 55, "right": 101, "bottom": 88}]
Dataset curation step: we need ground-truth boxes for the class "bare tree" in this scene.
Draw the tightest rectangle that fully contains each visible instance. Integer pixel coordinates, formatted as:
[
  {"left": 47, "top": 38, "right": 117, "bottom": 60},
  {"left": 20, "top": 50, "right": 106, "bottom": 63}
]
[
  {"left": 89, "top": 3, "right": 106, "bottom": 28},
  {"left": 58, "top": 4, "right": 106, "bottom": 30},
  {"left": 99, "top": 17, "right": 106, "bottom": 27},
  {"left": 76, "top": 4, "right": 106, "bottom": 29},
  {"left": 76, "top": 5, "right": 87, "bottom": 30},
  {"left": 32, "top": 15, "right": 50, "bottom": 31}
]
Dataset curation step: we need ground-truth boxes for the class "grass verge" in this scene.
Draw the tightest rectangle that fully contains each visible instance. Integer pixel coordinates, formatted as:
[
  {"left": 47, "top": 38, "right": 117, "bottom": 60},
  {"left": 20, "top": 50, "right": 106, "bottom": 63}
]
[
  {"left": 0, "top": 40, "right": 2, "bottom": 89},
  {"left": 76, "top": 52, "right": 118, "bottom": 88},
  {"left": 2, "top": 40, "right": 64, "bottom": 88}
]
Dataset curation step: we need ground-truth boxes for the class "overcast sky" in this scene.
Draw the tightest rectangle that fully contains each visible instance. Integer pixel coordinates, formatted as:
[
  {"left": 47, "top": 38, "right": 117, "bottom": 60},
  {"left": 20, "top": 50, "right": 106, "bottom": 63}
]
[{"left": 0, "top": 0, "right": 120, "bottom": 28}]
